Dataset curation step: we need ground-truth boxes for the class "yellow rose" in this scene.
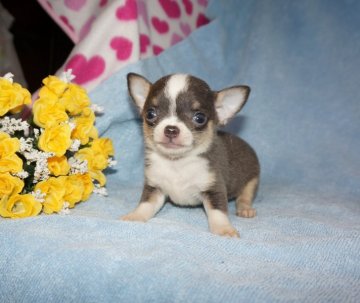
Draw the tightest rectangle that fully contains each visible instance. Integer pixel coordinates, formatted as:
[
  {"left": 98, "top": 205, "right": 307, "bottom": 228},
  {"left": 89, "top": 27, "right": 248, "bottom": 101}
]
[
  {"left": 0, "top": 78, "right": 31, "bottom": 116},
  {"left": 0, "top": 194, "right": 42, "bottom": 218},
  {"left": 42, "top": 75, "right": 68, "bottom": 96},
  {"left": 59, "top": 175, "right": 84, "bottom": 207},
  {"left": 75, "top": 147, "right": 107, "bottom": 186},
  {"left": 0, "top": 132, "right": 23, "bottom": 173},
  {"left": 77, "top": 173, "right": 94, "bottom": 201},
  {"left": 91, "top": 138, "right": 115, "bottom": 158},
  {"left": 71, "top": 107, "right": 98, "bottom": 145},
  {"left": 38, "top": 86, "right": 58, "bottom": 101},
  {"left": 0, "top": 173, "right": 24, "bottom": 196},
  {"left": 38, "top": 123, "right": 72, "bottom": 157},
  {"left": 60, "top": 83, "right": 90, "bottom": 116},
  {"left": 47, "top": 156, "right": 70, "bottom": 176},
  {"left": 33, "top": 97, "right": 68, "bottom": 128},
  {"left": 35, "top": 177, "right": 66, "bottom": 214}
]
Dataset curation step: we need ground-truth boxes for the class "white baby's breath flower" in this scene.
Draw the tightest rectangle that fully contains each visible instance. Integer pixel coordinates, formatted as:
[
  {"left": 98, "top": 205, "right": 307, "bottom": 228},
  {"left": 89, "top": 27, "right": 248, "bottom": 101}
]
[
  {"left": 91, "top": 104, "right": 104, "bottom": 115},
  {"left": 23, "top": 127, "right": 29, "bottom": 137},
  {"left": 0, "top": 117, "right": 30, "bottom": 135},
  {"left": 13, "top": 170, "right": 29, "bottom": 179},
  {"left": 31, "top": 189, "right": 46, "bottom": 203},
  {"left": 68, "top": 157, "right": 88, "bottom": 175},
  {"left": 19, "top": 137, "right": 33, "bottom": 153},
  {"left": 33, "top": 128, "right": 40, "bottom": 139},
  {"left": 59, "top": 69, "right": 76, "bottom": 83},
  {"left": 69, "top": 139, "right": 81, "bottom": 152},
  {"left": 33, "top": 158, "right": 52, "bottom": 183},
  {"left": 59, "top": 202, "right": 71, "bottom": 215},
  {"left": 1, "top": 72, "right": 14, "bottom": 83},
  {"left": 17, "top": 138, "right": 54, "bottom": 183},
  {"left": 68, "top": 121, "right": 76, "bottom": 132},
  {"left": 107, "top": 158, "right": 117, "bottom": 168},
  {"left": 93, "top": 184, "right": 108, "bottom": 197}
]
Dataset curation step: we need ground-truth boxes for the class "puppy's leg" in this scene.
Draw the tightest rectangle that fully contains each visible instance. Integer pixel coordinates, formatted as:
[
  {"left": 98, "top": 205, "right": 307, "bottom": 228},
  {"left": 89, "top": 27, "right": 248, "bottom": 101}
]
[
  {"left": 236, "top": 177, "right": 258, "bottom": 218},
  {"left": 121, "top": 185, "right": 165, "bottom": 222},
  {"left": 203, "top": 191, "right": 240, "bottom": 238}
]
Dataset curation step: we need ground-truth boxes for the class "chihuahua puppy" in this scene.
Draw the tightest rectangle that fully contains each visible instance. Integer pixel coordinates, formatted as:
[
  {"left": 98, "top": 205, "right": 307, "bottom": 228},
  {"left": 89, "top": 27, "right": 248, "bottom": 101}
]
[{"left": 121, "top": 73, "right": 260, "bottom": 238}]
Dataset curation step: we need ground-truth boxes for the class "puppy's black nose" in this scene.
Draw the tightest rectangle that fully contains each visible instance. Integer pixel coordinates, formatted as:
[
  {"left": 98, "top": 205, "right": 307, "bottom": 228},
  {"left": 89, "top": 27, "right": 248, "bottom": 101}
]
[{"left": 164, "top": 125, "right": 180, "bottom": 138}]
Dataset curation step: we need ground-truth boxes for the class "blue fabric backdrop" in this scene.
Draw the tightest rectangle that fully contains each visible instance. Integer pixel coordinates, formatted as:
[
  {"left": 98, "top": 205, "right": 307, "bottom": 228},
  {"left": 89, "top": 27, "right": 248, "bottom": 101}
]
[{"left": 1, "top": 1, "right": 359, "bottom": 302}]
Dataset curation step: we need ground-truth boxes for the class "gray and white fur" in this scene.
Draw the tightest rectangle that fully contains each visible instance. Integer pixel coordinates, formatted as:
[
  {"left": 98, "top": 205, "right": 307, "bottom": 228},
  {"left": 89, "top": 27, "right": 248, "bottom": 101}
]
[{"left": 121, "top": 73, "right": 260, "bottom": 238}]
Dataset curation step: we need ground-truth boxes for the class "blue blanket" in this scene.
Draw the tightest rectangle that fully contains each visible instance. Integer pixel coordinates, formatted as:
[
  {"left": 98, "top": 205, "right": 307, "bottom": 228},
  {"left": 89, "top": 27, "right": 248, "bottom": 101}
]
[{"left": 1, "top": 0, "right": 359, "bottom": 302}]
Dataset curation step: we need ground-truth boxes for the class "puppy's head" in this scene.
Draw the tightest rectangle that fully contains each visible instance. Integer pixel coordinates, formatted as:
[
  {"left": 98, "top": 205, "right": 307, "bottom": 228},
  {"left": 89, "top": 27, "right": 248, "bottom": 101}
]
[{"left": 127, "top": 73, "right": 250, "bottom": 158}]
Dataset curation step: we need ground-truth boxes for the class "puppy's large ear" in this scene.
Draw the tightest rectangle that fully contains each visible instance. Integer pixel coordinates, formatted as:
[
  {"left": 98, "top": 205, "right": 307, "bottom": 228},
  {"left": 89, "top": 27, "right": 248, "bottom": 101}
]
[
  {"left": 127, "top": 73, "right": 152, "bottom": 112},
  {"left": 214, "top": 85, "right": 250, "bottom": 125}
]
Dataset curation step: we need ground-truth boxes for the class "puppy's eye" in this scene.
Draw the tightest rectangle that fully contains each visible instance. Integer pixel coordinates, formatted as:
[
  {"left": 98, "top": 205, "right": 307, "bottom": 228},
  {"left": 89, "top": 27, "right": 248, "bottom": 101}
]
[
  {"left": 145, "top": 107, "right": 157, "bottom": 123},
  {"left": 192, "top": 112, "right": 207, "bottom": 126}
]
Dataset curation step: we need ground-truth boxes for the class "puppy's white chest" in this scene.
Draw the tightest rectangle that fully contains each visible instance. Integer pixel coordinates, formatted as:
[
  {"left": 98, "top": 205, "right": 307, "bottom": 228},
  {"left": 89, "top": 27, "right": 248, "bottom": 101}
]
[{"left": 146, "top": 153, "right": 214, "bottom": 206}]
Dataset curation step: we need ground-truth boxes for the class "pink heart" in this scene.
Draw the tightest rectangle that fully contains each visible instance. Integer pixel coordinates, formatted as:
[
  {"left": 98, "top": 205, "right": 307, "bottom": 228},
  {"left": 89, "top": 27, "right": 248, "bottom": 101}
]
[
  {"left": 159, "top": 0, "right": 181, "bottom": 19},
  {"left": 64, "top": 0, "right": 87, "bottom": 11},
  {"left": 60, "top": 16, "right": 75, "bottom": 32},
  {"left": 110, "top": 37, "right": 133, "bottom": 60},
  {"left": 116, "top": 0, "right": 137, "bottom": 20},
  {"left": 65, "top": 54, "right": 105, "bottom": 84},
  {"left": 171, "top": 33, "right": 183, "bottom": 46},
  {"left": 197, "top": 0, "right": 208, "bottom": 7},
  {"left": 140, "top": 34, "right": 150, "bottom": 54},
  {"left": 153, "top": 45, "right": 164, "bottom": 55},
  {"left": 196, "top": 13, "right": 210, "bottom": 28},
  {"left": 151, "top": 17, "right": 169, "bottom": 34},
  {"left": 180, "top": 22, "right": 191, "bottom": 36},
  {"left": 79, "top": 15, "right": 96, "bottom": 41},
  {"left": 99, "top": 0, "right": 107, "bottom": 7},
  {"left": 182, "top": 0, "right": 193, "bottom": 15},
  {"left": 45, "top": 1, "right": 53, "bottom": 9},
  {"left": 137, "top": 0, "right": 149, "bottom": 26}
]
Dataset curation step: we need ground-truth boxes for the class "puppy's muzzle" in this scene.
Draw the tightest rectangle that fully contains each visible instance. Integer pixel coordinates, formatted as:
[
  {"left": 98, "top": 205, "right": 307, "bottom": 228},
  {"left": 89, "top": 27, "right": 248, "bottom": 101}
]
[{"left": 164, "top": 125, "right": 180, "bottom": 139}]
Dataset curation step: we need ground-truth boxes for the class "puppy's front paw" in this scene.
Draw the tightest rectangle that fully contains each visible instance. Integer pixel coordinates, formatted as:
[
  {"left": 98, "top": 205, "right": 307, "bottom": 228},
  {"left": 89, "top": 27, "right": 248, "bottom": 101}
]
[
  {"left": 211, "top": 225, "right": 240, "bottom": 238},
  {"left": 120, "top": 212, "right": 147, "bottom": 222},
  {"left": 237, "top": 208, "right": 256, "bottom": 218}
]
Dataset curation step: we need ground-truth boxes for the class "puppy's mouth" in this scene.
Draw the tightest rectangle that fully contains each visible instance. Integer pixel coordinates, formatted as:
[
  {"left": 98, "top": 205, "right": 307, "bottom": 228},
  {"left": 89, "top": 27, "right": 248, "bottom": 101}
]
[{"left": 156, "top": 140, "right": 187, "bottom": 149}]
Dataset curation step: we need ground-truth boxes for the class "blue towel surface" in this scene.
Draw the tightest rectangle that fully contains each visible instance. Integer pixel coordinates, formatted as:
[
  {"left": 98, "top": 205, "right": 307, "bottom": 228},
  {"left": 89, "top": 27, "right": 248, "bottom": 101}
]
[{"left": 1, "top": 0, "right": 359, "bottom": 302}]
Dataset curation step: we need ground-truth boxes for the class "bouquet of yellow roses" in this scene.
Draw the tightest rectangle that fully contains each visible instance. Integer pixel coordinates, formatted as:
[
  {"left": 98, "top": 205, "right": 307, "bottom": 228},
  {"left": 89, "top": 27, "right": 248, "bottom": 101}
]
[{"left": 0, "top": 71, "right": 115, "bottom": 219}]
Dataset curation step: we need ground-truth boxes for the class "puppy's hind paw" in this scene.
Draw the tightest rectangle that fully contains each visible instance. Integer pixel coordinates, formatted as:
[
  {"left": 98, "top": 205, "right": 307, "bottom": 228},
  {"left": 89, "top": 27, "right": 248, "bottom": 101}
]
[
  {"left": 120, "top": 212, "right": 147, "bottom": 222},
  {"left": 211, "top": 225, "right": 240, "bottom": 238},
  {"left": 237, "top": 208, "right": 256, "bottom": 218}
]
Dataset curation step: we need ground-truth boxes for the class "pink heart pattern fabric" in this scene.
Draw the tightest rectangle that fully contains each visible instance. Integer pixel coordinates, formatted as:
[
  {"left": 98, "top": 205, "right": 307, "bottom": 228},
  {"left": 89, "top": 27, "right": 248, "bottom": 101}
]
[
  {"left": 151, "top": 17, "right": 170, "bottom": 34},
  {"left": 159, "top": 0, "right": 181, "bottom": 18},
  {"left": 65, "top": 54, "right": 105, "bottom": 85},
  {"left": 116, "top": 0, "right": 138, "bottom": 20},
  {"left": 110, "top": 37, "right": 133, "bottom": 60},
  {"left": 64, "top": 0, "right": 87, "bottom": 12},
  {"left": 37, "top": 0, "right": 210, "bottom": 91}
]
